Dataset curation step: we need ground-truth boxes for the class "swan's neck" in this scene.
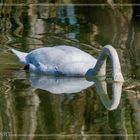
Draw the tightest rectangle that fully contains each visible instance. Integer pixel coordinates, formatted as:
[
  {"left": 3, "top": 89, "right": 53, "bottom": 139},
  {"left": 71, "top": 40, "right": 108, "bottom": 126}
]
[{"left": 90, "top": 45, "right": 124, "bottom": 82}]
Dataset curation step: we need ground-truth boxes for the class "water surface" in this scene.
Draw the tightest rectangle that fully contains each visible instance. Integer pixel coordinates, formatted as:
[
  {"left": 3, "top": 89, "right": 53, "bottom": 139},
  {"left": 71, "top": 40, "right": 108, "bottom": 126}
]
[{"left": 0, "top": 3, "right": 140, "bottom": 140}]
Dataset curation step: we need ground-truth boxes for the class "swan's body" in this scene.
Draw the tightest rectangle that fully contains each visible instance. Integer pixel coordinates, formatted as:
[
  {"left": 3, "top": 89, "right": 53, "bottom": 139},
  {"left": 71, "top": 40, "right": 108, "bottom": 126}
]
[{"left": 11, "top": 45, "right": 124, "bottom": 81}]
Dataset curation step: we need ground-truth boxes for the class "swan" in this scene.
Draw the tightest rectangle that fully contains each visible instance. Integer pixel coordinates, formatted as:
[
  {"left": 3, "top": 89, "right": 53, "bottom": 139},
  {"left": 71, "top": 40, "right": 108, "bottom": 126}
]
[{"left": 11, "top": 45, "right": 124, "bottom": 81}]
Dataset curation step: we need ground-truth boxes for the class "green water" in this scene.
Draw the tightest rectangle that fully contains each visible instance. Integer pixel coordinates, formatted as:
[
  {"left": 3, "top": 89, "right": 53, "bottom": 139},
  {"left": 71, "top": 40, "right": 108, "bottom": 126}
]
[{"left": 0, "top": 3, "right": 140, "bottom": 140}]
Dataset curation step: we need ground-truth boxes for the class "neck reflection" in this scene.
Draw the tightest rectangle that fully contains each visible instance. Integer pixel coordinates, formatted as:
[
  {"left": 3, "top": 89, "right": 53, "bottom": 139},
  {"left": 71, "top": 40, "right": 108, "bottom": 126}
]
[{"left": 94, "top": 77, "right": 123, "bottom": 110}]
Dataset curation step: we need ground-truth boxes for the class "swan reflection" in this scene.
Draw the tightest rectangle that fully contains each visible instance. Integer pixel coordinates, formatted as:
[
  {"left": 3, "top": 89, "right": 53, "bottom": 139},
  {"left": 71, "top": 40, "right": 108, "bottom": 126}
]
[
  {"left": 94, "top": 78, "right": 123, "bottom": 110},
  {"left": 29, "top": 74, "right": 93, "bottom": 94},
  {"left": 28, "top": 74, "right": 123, "bottom": 110}
]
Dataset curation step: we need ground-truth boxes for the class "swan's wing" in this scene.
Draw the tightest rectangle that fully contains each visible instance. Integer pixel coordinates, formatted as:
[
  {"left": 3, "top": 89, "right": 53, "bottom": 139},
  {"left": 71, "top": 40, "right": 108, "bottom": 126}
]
[
  {"left": 11, "top": 49, "right": 28, "bottom": 64},
  {"left": 26, "top": 62, "right": 48, "bottom": 73}
]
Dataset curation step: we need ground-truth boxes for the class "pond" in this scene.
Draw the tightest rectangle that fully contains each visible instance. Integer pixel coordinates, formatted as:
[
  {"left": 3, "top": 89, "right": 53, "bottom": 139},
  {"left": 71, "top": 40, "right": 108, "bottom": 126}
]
[{"left": 0, "top": 2, "right": 140, "bottom": 140}]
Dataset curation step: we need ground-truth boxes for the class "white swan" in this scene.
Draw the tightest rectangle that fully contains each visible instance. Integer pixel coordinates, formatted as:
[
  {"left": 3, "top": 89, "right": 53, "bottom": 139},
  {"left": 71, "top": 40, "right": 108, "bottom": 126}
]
[{"left": 11, "top": 45, "right": 124, "bottom": 81}]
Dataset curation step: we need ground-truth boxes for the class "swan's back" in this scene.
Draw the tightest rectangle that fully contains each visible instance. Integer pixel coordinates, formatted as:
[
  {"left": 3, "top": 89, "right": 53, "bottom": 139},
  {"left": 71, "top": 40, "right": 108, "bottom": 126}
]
[{"left": 26, "top": 45, "right": 97, "bottom": 76}]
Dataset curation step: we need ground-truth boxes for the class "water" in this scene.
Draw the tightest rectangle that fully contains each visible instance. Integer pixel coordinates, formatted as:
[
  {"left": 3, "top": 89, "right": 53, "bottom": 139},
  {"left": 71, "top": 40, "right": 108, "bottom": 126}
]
[{"left": 0, "top": 3, "right": 140, "bottom": 140}]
